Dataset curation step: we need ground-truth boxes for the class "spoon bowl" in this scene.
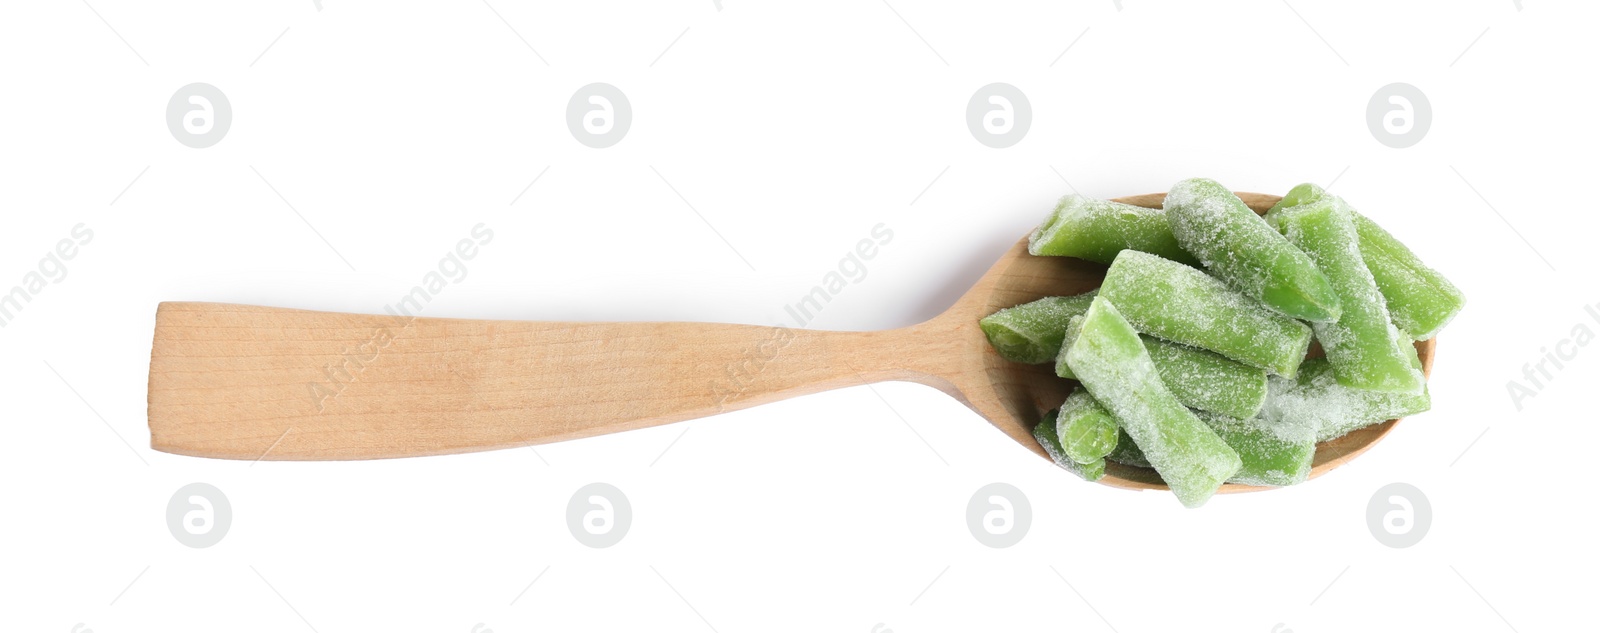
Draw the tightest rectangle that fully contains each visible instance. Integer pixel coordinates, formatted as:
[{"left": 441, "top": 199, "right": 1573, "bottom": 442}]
[
  {"left": 149, "top": 191, "right": 1432, "bottom": 493},
  {"left": 957, "top": 192, "right": 1434, "bottom": 493}
]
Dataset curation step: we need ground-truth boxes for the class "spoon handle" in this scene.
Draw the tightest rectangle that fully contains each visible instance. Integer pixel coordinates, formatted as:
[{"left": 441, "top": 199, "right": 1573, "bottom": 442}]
[{"left": 148, "top": 302, "right": 939, "bottom": 460}]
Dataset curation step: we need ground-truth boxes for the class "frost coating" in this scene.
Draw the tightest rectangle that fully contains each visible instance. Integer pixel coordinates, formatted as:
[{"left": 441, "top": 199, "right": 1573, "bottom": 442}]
[{"left": 1263, "top": 357, "right": 1431, "bottom": 443}]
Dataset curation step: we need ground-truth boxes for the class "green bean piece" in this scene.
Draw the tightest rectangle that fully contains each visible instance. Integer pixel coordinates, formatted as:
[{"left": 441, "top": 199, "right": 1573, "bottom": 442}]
[
  {"left": 1059, "top": 329, "right": 1269, "bottom": 420},
  {"left": 1056, "top": 388, "right": 1120, "bottom": 465},
  {"left": 1098, "top": 249, "right": 1314, "bottom": 377},
  {"left": 1028, "top": 194, "right": 1200, "bottom": 266},
  {"left": 1354, "top": 214, "right": 1465, "bottom": 340},
  {"left": 1272, "top": 183, "right": 1465, "bottom": 340},
  {"left": 1196, "top": 411, "right": 1316, "bottom": 487},
  {"left": 1106, "top": 428, "right": 1150, "bottom": 469},
  {"left": 979, "top": 291, "right": 1098, "bottom": 364},
  {"left": 1144, "top": 337, "right": 1270, "bottom": 419},
  {"left": 1054, "top": 314, "right": 1087, "bottom": 379},
  {"left": 1275, "top": 198, "right": 1425, "bottom": 394},
  {"left": 1264, "top": 357, "right": 1432, "bottom": 444},
  {"left": 1034, "top": 410, "right": 1106, "bottom": 481},
  {"left": 1166, "top": 178, "right": 1341, "bottom": 322},
  {"left": 1064, "top": 296, "right": 1241, "bottom": 508}
]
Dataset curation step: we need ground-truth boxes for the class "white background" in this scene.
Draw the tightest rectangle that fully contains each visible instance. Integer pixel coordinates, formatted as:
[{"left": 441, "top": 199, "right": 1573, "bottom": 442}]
[{"left": 2, "top": 1, "right": 1595, "bottom": 631}]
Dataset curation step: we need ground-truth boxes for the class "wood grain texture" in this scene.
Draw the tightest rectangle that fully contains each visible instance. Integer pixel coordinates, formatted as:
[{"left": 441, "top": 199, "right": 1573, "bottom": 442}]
[{"left": 148, "top": 191, "right": 1437, "bottom": 496}]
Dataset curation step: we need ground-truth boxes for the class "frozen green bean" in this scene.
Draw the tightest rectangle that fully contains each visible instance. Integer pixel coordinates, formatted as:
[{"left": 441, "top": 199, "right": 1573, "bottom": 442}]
[
  {"left": 1272, "top": 183, "right": 1465, "bottom": 340},
  {"left": 1064, "top": 296, "right": 1241, "bottom": 508},
  {"left": 1108, "top": 411, "right": 1315, "bottom": 486},
  {"left": 1055, "top": 387, "right": 1119, "bottom": 465},
  {"left": 1144, "top": 337, "right": 1270, "bottom": 419},
  {"left": 1264, "top": 357, "right": 1431, "bottom": 444},
  {"left": 1034, "top": 410, "right": 1106, "bottom": 481},
  {"left": 979, "top": 291, "right": 1098, "bottom": 364},
  {"left": 1355, "top": 214, "right": 1465, "bottom": 340},
  {"left": 1028, "top": 194, "right": 1200, "bottom": 266},
  {"left": 1106, "top": 428, "right": 1149, "bottom": 468},
  {"left": 1166, "top": 178, "right": 1341, "bottom": 322},
  {"left": 1275, "top": 198, "right": 1425, "bottom": 394},
  {"left": 1054, "top": 314, "right": 1087, "bottom": 379},
  {"left": 1197, "top": 411, "right": 1316, "bottom": 487},
  {"left": 1059, "top": 328, "right": 1269, "bottom": 419},
  {"left": 1099, "top": 250, "right": 1314, "bottom": 377}
]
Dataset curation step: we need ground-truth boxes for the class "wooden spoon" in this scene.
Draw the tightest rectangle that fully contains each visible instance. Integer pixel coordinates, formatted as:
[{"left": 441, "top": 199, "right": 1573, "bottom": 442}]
[{"left": 148, "top": 191, "right": 1434, "bottom": 493}]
